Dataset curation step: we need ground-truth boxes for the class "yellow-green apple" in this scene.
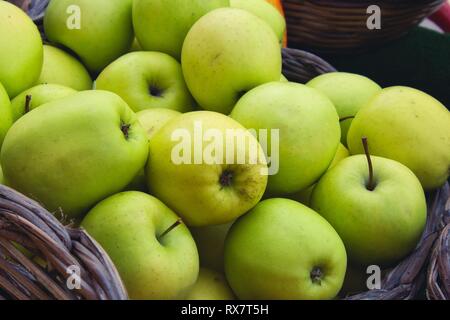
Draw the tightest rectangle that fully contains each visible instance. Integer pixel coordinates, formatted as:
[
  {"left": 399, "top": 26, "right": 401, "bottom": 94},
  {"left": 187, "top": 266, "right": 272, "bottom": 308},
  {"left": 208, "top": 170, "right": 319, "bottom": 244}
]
[
  {"left": 96, "top": 52, "right": 194, "bottom": 113},
  {"left": 10, "top": 84, "right": 76, "bottom": 122},
  {"left": 293, "top": 143, "right": 349, "bottom": 205},
  {"left": 307, "top": 72, "right": 381, "bottom": 146},
  {"left": 137, "top": 108, "right": 181, "bottom": 140},
  {"left": 190, "top": 222, "right": 233, "bottom": 272},
  {"left": 182, "top": 8, "right": 282, "bottom": 114},
  {"left": 0, "top": 165, "right": 3, "bottom": 185},
  {"left": 185, "top": 268, "right": 235, "bottom": 300},
  {"left": 230, "top": 0, "right": 286, "bottom": 46},
  {"left": 44, "top": 0, "right": 134, "bottom": 73},
  {"left": 280, "top": 74, "right": 288, "bottom": 82},
  {"left": 231, "top": 82, "right": 340, "bottom": 195},
  {"left": 0, "top": 83, "right": 13, "bottom": 147},
  {"left": 125, "top": 108, "right": 181, "bottom": 192},
  {"left": 37, "top": 45, "right": 92, "bottom": 91},
  {"left": 1, "top": 91, "right": 148, "bottom": 219},
  {"left": 146, "top": 111, "right": 268, "bottom": 226},
  {"left": 311, "top": 141, "right": 427, "bottom": 266},
  {"left": 81, "top": 191, "right": 199, "bottom": 299},
  {"left": 347, "top": 86, "right": 450, "bottom": 190},
  {"left": 224, "top": 198, "right": 347, "bottom": 299},
  {"left": 133, "top": 0, "right": 229, "bottom": 60},
  {"left": 0, "top": 1, "right": 43, "bottom": 97}
]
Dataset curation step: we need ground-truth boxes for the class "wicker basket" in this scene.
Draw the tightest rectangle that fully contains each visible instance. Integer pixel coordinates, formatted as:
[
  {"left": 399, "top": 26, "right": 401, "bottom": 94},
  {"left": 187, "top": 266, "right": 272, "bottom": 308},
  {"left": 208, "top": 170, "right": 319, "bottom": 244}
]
[
  {"left": 0, "top": 185, "right": 128, "bottom": 300},
  {"left": 283, "top": 0, "right": 447, "bottom": 54}
]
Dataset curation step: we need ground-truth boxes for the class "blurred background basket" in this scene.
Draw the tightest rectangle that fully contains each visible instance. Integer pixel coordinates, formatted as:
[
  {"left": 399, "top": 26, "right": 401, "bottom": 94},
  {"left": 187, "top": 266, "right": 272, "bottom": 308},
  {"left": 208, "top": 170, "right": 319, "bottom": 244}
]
[{"left": 283, "top": 0, "right": 447, "bottom": 53}]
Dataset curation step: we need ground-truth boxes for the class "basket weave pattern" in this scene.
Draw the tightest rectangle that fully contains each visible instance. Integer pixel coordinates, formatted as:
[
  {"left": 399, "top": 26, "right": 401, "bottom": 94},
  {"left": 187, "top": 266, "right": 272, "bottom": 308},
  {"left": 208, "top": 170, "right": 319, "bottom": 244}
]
[
  {"left": 283, "top": 0, "right": 446, "bottom": 53},
  {"left": 0, "top": 185, "right": 127, "bottom": 300}
]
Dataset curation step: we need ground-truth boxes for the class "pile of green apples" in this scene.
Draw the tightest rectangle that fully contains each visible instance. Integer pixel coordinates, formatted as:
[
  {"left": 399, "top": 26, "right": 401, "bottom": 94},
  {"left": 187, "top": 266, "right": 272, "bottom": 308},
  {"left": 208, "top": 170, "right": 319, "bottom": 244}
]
[{"left": 0, "top": 0, "right": 449, "bottom": 300}]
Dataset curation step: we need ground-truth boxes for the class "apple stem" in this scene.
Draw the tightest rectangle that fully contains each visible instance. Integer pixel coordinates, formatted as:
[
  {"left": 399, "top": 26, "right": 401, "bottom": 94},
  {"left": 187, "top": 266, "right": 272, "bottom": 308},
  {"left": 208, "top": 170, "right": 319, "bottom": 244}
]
[
  {"left": 159, "top": 218, "right": 183, "bottom": 240},
  {"left": 362, "top": 137, "right": 375, "bottom": 191},
  {"left": 25, "top": 94, "right": 32, "bottom": 114},
  {"left": 339, "top": 115, "right": 355, "bottom": 122}
]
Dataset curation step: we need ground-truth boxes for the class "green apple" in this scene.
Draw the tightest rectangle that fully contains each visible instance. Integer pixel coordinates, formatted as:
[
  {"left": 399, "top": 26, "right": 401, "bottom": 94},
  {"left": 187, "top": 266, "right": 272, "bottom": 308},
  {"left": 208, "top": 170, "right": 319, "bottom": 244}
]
[
  {"left": 125, "top": 108, "right": 182, "bottom": 192},
  {"left": 294, "top": 143, "right": 349, "bottom": 205},
  {"left": 137, "top": 108, "right": 181, "bottom": 140},
  {"left": 0, "top": 165, "right": 4, "bottom": 185},
  {"left": 311, "top": 152, "right": 427, "bottom": 266},
  {"left": 96, "top": 52, "right": 194, "bottom": 113},
  {"left": 307, "top": 72, "right": 381, "bottom": 146},
  {"left": 182, "top": 8, "right": 282, "bottom": 114},
  {"left": 186, "top": 268, "right": 235, "bottom": 300},
  {"left": 37, "top": 45, "right": 92, "bottom": 91},
  {"left": 1, "top": 90, "right": 148, "bottom": 219},
  {"left": 10, "top": 84, "right": 77, "bottom": 122},
  {"left": 0, "top": 1, "right": 43, "bottom": 97},
  {"left": 133, "top": 0, "right": 229, "bottom": 60},
  {"left": 224, "top": 198, "right": 347, "bottom": 300},
  {"left": 44, "top": 0, "right": 134, "bottom": 73},
  {"left": 81, "top": 191, "right": 199, "bottom": 299},
  {"left": 0, "top": 82, "right": 13, "bottom": 147},
  {"left": 231, "top": 82, "right": 340, "bottom": 195},
  {"left": 190, "top": 222, "right": 233, "bottom": 272},
  {"left": 146, "top": 111, "right": 268, "bottom": 226},
  {"left": 280, "top": 74, "right": 288, "bottom": 82},
  {"left": 347, "top": 86, "right": 450, "bottom": 190},
  {"left": 230, "top": 0, "right": 286, "bottom": 45}
]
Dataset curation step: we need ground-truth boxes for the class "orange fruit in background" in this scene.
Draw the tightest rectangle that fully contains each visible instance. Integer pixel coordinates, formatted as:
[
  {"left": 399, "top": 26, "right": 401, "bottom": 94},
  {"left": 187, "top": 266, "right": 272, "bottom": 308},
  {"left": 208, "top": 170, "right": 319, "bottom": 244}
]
[
  {"left": 266, "top": 0, "right": 284, "bottom": 15},
  {"left": 265, "top": 0, "right": 288, "bottom": 47}
]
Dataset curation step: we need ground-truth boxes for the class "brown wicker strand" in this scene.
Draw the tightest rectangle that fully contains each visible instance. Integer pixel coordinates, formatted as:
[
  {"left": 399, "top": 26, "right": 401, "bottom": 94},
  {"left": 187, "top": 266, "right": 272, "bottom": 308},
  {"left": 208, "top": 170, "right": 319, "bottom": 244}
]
[
  {"left": 283, "top": 0, "right": 446, "bottom": 53},
  {"left": 0, "top": 185, "right": 127, "bottom": 300}
]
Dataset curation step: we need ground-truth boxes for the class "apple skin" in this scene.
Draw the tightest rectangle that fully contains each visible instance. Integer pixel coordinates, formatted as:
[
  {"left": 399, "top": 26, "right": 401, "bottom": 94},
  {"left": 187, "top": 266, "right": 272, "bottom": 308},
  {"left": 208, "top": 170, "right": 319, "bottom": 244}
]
[
  {"left": 96, "top": 52, "right": 194, "bottom": 113},
  {"left": 311, "top": 155, "right": 427, "bottom": 266},
  {"left": 190, "top": 222, "right": 233, "bottom": 272},
  {"left": 133, "top": 0, "right": 229, "bottom": 60},
  {"left": 231, "top": 82, "right": 340, "bottom": 195},
  {"left": 182, "top": 8, "right": 282, "bottom": 114},
  {"left": 146, "top": 111, "right": 268, "bottom": 227},
  {"left": 293, "top": 143, "right": 349, "bottom": 206},
  {"left": 81, "top": 191, "right": 199, "bottom": 300},
  {"left": 230, "top": 0, "right": 286, "bottom": 46},
  {"left": 137, "top": 108, "right": 181, "bottom": 140},
  {"left": 224, "top": 198, "right": 347, "bottom": 300},
  {"left": 125, "top": 108, "right": 181, "bottom": 192},
  {"left": 306, "top": 72, "right": 381, "bottom": 146},
  {"left": 186, "top": 268, "right": 235, "bottom": 300},
  {"left": 0, "top": 1, "right": 43, "bottom": 98},
  {"left": 347, "top": 86, "right": 450, "bottom": 190},
  {"left": 0, "top": 83, "right": 13, "bottom": 148},
  {"left": 10, "top": 84, "right": 77, "bottom": 122},
  {"left": 44, "top": 0, "right": 134, "bottom": 73},
  {"left": 37, "top": 45, "right": 92, "bottom": 91},
  {"left": 1, "top": 90, "right": 149, "bottom": 219}
]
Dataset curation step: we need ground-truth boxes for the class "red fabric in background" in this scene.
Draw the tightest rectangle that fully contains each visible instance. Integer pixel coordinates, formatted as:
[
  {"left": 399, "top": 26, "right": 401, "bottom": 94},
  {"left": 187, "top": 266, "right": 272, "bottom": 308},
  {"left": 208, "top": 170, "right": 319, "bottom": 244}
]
[{"left": 430, "top": 2, "right": 450, "bottom": 32}]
